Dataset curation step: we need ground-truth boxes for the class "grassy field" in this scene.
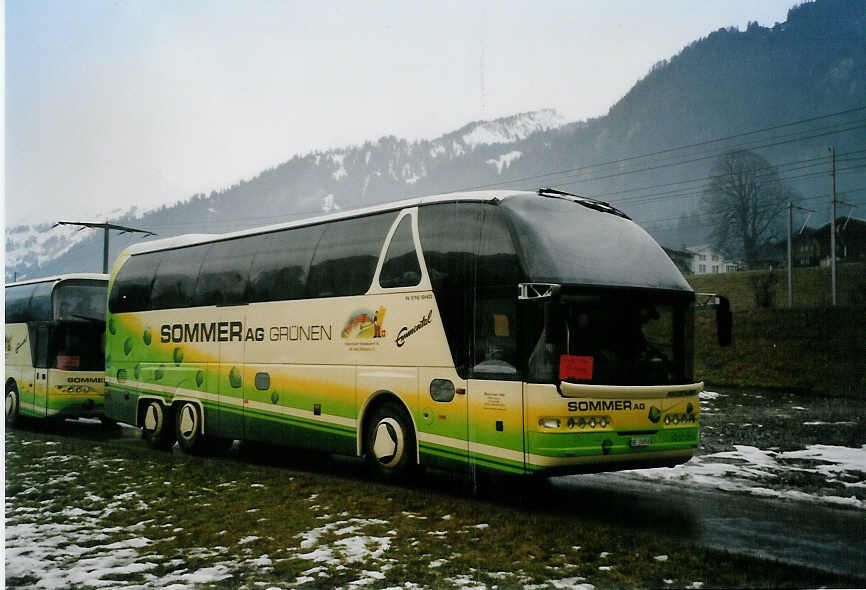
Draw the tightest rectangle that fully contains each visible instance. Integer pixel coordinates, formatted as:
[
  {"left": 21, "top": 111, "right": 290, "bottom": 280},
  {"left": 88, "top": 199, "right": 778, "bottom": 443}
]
[
  {"left": 687, "top": 261, "right": 866, "bottom": 311},
  {"left": 6, "top": 406, "right": 864, "bottom": 590},
  {"left": 687, "top": 261, "right": 865, "bottom": 396}
]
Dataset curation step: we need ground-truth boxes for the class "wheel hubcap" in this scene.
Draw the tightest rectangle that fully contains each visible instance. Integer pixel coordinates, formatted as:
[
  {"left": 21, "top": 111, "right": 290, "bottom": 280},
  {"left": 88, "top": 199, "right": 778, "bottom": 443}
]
[
  {"left": 179, "top": 405, "right": 197, "bottom": 440},
  {"left": 6, "top": 393, "right": 15, "bottom": 416},
  {"left": 144, "top": 404, "right": 160, "bottom": 431},
  {"left": 372, "top": 418, "right": 403, "bottom": 467}
]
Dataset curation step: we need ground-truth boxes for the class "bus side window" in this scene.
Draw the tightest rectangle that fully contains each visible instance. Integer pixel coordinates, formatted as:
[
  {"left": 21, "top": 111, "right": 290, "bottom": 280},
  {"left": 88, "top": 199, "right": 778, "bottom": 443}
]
[
  {"left": 194, "top": 238, "right": 257, "bottom": 307},
  {"left": 307, "top": 213, "right": 396, "bottom": 298},
  {"left": 471, "top": 206, "right": 522, "bottom": 380},
  {"left": 109, "top": 253, "right": 162, "bottom": 313},
  {"left": 29, "top": 282, "right": 54, "bottom": 320},
  {"left": 5, "top": 284, "right": 36, "bottom": 323},
  {"left": 151, "top": 245, "right": 209, "bottom": 310},
  {"left": 472, "top": 293, "right": 519, "bottom": 380},
  {"left": 418, "top": 202, "right": 484, "bottom": 379},
  {"left": 379, "top": 214, "right": 421, "bottom": 289},
  {"left": 248, "top": 224, "right": 324, "bottom": 302}
]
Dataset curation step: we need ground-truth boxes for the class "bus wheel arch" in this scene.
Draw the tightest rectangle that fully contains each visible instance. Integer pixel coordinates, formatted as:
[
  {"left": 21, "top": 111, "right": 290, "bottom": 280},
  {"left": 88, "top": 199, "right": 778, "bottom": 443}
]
[
  {"left": 5, "top": 380, "right": 20, "bottom": 426},
  {"left": 360, "top": 392, "right": 418, "bottom": 481},
  {"left": 138, "top": 398, "right": 176, "bottom": 451}
]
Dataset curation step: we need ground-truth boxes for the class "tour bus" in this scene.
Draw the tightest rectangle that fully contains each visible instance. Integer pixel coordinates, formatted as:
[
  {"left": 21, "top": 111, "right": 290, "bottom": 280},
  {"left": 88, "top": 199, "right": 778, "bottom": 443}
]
[
  {"left": 104, "top": 189, "right": 730, "bottom": 478},
  {"left": 5, "top": 274, "right": 109, "bottom": 424}
]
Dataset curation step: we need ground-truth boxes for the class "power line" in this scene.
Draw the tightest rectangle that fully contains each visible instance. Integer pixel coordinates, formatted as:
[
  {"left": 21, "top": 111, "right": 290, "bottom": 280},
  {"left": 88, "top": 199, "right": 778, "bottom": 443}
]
[{"left": 443, "top": 106, "right": 866, "bottom": 193}]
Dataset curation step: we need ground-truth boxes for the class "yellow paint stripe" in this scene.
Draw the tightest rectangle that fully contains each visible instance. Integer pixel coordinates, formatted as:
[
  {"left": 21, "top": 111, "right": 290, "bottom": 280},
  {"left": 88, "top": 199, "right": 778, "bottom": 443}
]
[
  {"left": 417, "top": 432, "right": 525, "bottom": 464},
  {"left": 19, "top": 402, "right": 46, "bottom": 416}
]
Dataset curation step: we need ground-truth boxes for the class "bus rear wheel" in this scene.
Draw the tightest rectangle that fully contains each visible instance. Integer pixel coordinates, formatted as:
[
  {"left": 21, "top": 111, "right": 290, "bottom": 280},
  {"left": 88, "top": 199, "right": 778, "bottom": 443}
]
[
  {"left": 141, "top": 400, "right": 175, "bottom": 450},
  {"left": 365, "top": 401, "right": 417, "bottom": 482},
  {"left": 5, "top": 383, "right": 20, "bottom": 427},
  {"left": 175, "top": 402, "right": 207, "bottom": 455}
]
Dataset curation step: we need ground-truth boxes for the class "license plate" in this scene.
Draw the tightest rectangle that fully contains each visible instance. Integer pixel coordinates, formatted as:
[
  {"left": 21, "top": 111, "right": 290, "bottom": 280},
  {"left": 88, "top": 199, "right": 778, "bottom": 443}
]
[{"left": 629, "top": 437, "right": 651, "bottom": 449}]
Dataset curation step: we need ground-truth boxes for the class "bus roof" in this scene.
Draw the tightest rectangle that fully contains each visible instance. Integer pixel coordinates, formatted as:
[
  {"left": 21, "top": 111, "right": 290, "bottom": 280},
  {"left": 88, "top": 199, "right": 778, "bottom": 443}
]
[
  {"left": 123, "top": 190, "right": 531, "bottom": 255},
  {"left": 5, "top": 273, "right": 109, "bottom": 288}
]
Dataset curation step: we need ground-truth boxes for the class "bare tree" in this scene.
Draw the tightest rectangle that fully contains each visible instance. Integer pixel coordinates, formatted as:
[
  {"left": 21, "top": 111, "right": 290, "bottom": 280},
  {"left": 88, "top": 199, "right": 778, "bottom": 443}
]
[{"left": 701, "top": 150, "right": 795, "bottom": 265}]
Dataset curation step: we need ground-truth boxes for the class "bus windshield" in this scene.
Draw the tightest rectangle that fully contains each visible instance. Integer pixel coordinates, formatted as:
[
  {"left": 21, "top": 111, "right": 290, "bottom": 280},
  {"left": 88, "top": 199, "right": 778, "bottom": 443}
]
[
  {"left": 526, "top": 290, "right": 694, "bottom": 386},
  {"left": 53, "top": 281, "right": 107, "bottom": 322}
]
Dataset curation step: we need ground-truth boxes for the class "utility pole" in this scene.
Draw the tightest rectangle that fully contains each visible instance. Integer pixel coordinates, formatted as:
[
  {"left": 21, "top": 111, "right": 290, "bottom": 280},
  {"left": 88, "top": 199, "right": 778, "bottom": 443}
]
[
  {"left": 53, "top": 221, "right": 157, "bottom": 274},
  {"left": 829, "top": 147, "right": 837, "bottom": 306},
  {"left": 788, "top": 201, "right": 794, "bottom": 307}
]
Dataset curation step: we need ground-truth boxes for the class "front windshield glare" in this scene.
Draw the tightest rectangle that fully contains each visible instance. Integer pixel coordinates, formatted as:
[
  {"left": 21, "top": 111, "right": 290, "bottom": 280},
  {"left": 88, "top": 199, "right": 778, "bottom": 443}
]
[{"left": 527, "top": 291, "right": 693, "bottom": 386}]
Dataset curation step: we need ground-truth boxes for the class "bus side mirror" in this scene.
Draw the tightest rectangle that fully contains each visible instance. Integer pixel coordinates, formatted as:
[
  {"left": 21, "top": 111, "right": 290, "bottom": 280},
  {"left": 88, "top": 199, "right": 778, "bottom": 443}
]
[{"left": 716, "top": 296, "right": 732, "bottom": 347}]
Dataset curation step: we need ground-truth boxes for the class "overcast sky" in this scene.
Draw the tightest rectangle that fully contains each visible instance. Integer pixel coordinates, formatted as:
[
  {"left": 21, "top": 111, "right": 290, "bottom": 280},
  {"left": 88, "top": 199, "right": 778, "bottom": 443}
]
[{"left": 5, "top": 0, "right": 797, "bottom": 226}]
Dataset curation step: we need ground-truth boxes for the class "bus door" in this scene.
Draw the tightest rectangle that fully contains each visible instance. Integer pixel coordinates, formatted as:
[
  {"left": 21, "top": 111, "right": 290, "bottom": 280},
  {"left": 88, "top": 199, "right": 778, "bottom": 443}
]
[
  {"left": 418, "top": 368, "right": 469, "bottom": 470},
  {"left": 466, "top": 380, "right": 525, "bottom": 475},
  {"left": 31, "top": 323, "right": 50, "bottom": 417},
  {"left": 466, "top": 294, "right": 527, "bottom": 475}
]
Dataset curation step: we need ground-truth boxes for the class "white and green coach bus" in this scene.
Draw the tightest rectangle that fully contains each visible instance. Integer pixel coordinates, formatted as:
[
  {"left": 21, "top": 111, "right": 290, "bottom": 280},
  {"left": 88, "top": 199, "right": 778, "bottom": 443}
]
[
  {"left": 6, "top": 274, "right": 109, "bottom": 425},
  {"left": 104, "top": 189, "right": 730, "bottom": 478}
]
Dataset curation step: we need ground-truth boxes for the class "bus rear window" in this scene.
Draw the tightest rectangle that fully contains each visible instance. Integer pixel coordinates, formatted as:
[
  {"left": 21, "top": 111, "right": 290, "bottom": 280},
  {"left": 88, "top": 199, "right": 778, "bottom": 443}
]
[{"left": 54, "top": 282, "right": 108, "bottom": 321}]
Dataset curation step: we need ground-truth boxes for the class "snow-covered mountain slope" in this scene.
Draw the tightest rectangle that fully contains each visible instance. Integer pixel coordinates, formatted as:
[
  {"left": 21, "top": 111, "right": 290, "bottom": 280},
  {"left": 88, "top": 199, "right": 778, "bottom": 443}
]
[{"left": 5, "top": 109, "right": 566, "bottom": 281}]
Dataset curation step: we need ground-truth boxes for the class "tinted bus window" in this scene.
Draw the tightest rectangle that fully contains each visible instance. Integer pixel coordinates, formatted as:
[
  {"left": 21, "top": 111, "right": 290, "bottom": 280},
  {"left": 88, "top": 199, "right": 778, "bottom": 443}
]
[
  {"left": 151, "top": 245, "right": 209, "bottom": 310},
  {"left": 54, "top": 281, "right": 108, "bottom": 321},
  {"left": 379, "top": 215, "right": 421, "bottom": 289},
  {"left": 5, "top": 284, "right": 36, "bottom": 322},
  {"left": 477, "top": 206, "right": 521, "bottom": 287},
  {"left": 194, "top": 238, "right": 258, "bottom": 307},
  {"left": 29, "top": 282, "right": 55, "bottom": 320},
  {"left": 307, "top": 213, "right": 396, "bottom": 298},
  {"left": 419, "top": 202, "right": 484, "bottom": 376},
  {"left": 109, "top": 253, "right": 162, "bottom": 313},
  {"left": 472, "top": 207, "right": 522, "bottom": 379},
  {"left": 249, "top": 224, "right": 324, "bottom": 302}
]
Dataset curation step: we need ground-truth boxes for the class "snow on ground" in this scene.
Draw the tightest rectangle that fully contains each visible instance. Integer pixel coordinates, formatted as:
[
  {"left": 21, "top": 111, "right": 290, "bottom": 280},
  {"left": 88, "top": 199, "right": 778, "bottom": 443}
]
[{"left": 617, "top": 391, "right": 866, "bottom": 509}]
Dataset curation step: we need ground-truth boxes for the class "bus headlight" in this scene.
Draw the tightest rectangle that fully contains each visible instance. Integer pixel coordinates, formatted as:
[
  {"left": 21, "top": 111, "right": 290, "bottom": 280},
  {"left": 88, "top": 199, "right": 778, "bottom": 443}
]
[{"left": 539, "top": 418, "right": 561, "bottom": 429}]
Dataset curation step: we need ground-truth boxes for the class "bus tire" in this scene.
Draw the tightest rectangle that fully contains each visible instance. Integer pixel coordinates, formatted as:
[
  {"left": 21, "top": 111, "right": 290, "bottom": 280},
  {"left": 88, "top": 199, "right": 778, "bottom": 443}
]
[
  {"left": 175, "top": 402, "right": 207, "bottom": 455},
  {"left": 5, "top": 382, "right": 20, "bottom": 427},
  {"left": 365, "top": 400, "right": 417, "bottom": 482},
  {"left": 141, "top": 400, "right": 175, "bottom": 451}
]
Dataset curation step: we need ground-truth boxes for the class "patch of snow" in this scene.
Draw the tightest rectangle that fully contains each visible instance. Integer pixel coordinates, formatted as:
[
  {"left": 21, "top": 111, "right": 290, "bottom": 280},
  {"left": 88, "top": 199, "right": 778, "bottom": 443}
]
[
  {"left": 462, "top": 109, "right": 566, "bottom": 148},
  {"left": 548, "top": 577, "right": 593, "bottom": 590},
  {"left": 486, "top": 151, "right": 522, "bottom": 174},
  {"left": 620, "top": 444, "right": 866, "bottom": 508},
  {"left": 330, "top": 153, "right": 347, "bottom": 180}
]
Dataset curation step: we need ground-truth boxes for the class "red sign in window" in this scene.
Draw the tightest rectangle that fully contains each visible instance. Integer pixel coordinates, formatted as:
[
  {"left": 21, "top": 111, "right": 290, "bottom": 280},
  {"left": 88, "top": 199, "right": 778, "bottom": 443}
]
[
  {"left": 559, "top": 355, "right": 593, "bottom": 381},
  {"left": 56, "top": 355, "right": 80, "bottom": 370}
]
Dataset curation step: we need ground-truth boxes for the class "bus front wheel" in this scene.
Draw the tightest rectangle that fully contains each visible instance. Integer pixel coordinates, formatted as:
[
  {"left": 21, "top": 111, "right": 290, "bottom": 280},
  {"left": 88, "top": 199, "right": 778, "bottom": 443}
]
[
  {"left": 175, "top": 402, "right": 207, "bottom": 455},
  {"left": 5, "top": 383, "right": 20, "bottom": 427},
  {"left": 141, "top": 400, "right": 175, "bottom": 451},
  {"left": 365, "top": 401, "right": 416, "bottom": 482}
]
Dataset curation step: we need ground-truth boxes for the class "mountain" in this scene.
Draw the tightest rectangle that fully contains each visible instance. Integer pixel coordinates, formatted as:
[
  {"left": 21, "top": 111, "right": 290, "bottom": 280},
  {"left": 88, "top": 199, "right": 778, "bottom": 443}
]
[{"left": 6, "top": 0, "right": 865, "bottom": 281}]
